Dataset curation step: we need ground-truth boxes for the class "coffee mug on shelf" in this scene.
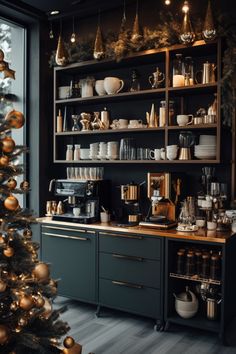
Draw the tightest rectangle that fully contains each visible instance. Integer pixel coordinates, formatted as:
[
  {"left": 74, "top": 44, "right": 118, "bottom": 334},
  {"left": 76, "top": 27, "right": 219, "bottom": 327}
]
[
  {"left": 104, "top": 77, "right": 124, "bottom": 95},
  {"left": 95, "top": 80, "right": 106, "bottom": 96},
  {"left": 177, "top": 114, "right": 193, "bottom": 126},
  {"left": 149, "top": 148, "right": 161, "bottom": 160}
]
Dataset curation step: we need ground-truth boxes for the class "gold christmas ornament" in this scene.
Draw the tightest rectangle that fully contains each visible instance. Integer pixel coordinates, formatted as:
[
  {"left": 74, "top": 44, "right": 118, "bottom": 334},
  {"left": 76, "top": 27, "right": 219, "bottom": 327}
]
[
  {"left": 0, "top": 280, "right": 7, "bottom": 292},
  {"left": 0, "top": 235, "right": 6, "bottom": 244},
  {"left": 55, "top": 35, "right": 69, "bottom": 66},
  {"left": 34, "top": 295, "right": 45, "bottom": 308},
  {"left": 64, "top": 336, "right": 75, "bottom": 349},
  {"left": 4, "top": 195, "right": 19, "bottom": 211},
  {"left": 2, "top": 136, "right": 15, "bottom": 153},
  {"left": 202, "top": 0, "right": 217, "bottom": 41},
  {"left": 33, "top": 263, "right": 50, "bottom": 281},
  {"left": 19, "top": 295, "right": 34, "bottom": 311},
  {"left": 0, "top": 155, "right": 10, "bottom": 166},
  {"left": 7, "top": 178, "right": 17, "bottom": 190},
  {"left": 20, "top": 180, "right": 30, "bottom": 191},
  {"left": 93, "top": 24, "right": 105, "bottom": 60},
  {"left": 5, "top": 110, "right": 25, "bottom": 129},
  {"left": 179, "top": 1, "right": 195, "bottom": 44},
  {"left": 0, "top": 324, "right": 10, "bottom": 345},
  {"left": 0, "top": 49, "right": 15, "bottom": 80},
  {"left": 63, "top": 343, "right": 82, "bottom": 354},
  {"left": 3, "top": 246, "right": 14, "bottom": 257}
]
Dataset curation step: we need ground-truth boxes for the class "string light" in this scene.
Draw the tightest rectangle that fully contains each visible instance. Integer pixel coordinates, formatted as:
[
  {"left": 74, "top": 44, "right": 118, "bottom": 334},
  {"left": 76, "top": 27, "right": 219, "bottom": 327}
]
[
  {"left": 49, "top": 21, "right": 54, "bottom": 39},
  {"left": 70, "top": 16, "right": 76, "bottom": 43},
  {"left": 182, "top": 1, "right": 190, "bottom": 13},
  {"left": 165, "top": 0, "right": 171, "bottom": 5}
]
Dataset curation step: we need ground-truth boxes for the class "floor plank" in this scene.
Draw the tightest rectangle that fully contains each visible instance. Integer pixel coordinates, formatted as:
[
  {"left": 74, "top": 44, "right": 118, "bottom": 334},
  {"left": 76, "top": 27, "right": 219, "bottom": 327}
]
[{"left": 54, "top": 297, "right": 236, "bottom": 354}]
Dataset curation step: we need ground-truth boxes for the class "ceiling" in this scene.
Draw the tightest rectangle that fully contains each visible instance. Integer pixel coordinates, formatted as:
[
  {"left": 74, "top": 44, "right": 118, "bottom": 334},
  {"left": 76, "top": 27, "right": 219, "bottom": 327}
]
[{"left": 18, "top": 0, "right": 134, "bottom": 19}]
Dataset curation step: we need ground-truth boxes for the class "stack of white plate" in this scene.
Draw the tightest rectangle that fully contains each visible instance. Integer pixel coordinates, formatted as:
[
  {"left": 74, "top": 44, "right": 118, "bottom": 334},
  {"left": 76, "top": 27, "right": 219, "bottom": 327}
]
[{"left": 194, "top": 135, "right": 216, "bottom": 159}]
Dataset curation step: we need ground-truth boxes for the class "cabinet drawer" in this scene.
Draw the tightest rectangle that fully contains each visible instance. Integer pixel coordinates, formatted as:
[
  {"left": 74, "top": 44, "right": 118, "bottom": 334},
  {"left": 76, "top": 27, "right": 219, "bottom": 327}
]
[
  {"left": 100, "top": 252, "right": 161, "bottom": 288},
  {"left": 99, "top": 232, "right": 161, "bottom": 260},
  {"left": 42, "top": 225, "right": 96, "bottom": 239},
  {"left": 99, "top": 278, "right": 161, "bottom": 319}
]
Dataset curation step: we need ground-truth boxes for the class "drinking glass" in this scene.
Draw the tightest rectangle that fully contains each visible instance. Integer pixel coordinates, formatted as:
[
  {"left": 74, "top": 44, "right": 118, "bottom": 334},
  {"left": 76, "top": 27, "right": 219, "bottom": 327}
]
[
  {"left": 79, "top": 167, "right": 85, "bottom": 180},
  {"left": 119, "top": 138, "right": 136, "bottom": 160},
  {"left": 84, "top": 167, "right": 90, "bottom": 180},
  {"left": 89, "top": 167, "right": 97, "bottom": 180},
  {"left": 66, "top": 167, "right": 75, "bottom": 179},
  {"left": 74, "top": 167, "right": 80, "bottom": 179}
]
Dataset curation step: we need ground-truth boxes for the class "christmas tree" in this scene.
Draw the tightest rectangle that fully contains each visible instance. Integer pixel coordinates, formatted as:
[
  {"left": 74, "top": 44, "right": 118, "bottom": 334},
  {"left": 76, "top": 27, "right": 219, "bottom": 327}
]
[{"left": 0, "top": 52, "right": 83, "bottom": 354}]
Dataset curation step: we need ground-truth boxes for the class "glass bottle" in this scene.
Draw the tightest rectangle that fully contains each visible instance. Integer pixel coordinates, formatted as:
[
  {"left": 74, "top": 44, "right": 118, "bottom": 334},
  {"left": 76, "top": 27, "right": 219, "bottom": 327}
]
[
  {"left": 201, "top": 253, "right": 210, "bottom": 278},
  {"left": 173, "top": 54, "right": 184, "bottom": 87},
  {"left": 56, "top": 109, "right": 63, "bottom": 132},
  {"left": 73, "top": 144, "right": 80, "bottom": 160},
  {"left": 185, "top": 251, "right": 195, "bottom": 276},
  {"left": 159, "top": 101, "right": 166, "bottom": 127},
  {"left": 66, "top": 144, "right": 73, "bottom": 161},
  {"left": 176, "top": 250, "right": 185, "bottom": 274},
  {"left": 184, "top": 56, "right": 194, "bottom": 86},
  {"left": 130, "top": 70, "right": 140, "bottom": 92},
  {"left": 195, "top": 250, "right": 202, "bottom": 276},
  {"left": 210, "top": 254, "right": 221, "bottom": 280}
]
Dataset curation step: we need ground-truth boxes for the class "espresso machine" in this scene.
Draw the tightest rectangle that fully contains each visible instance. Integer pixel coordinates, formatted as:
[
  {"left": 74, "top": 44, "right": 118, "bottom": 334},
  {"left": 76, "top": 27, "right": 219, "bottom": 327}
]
[
  {"left": 49, "top": 179, "right": 109, "bottom": 223},
  {"left": 139, "top": 173, "right": 184, "bottom": 229}
]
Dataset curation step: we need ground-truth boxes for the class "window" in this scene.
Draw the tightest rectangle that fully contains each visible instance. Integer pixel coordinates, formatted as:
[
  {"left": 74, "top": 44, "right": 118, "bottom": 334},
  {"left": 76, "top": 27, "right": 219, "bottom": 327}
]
[{"left": 0, "top": 18, "right": 26, "bottom": 206}]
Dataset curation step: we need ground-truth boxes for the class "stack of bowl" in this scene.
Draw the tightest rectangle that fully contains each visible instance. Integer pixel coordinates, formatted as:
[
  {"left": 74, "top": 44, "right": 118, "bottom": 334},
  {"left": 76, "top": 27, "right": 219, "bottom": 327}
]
[{"left": 194, "top": 135, "right": 216, "bottom": 159}]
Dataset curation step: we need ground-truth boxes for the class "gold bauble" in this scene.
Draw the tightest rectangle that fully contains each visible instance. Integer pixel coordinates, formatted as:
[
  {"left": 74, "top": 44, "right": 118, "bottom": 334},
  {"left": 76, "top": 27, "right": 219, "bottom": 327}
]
[
  {"left": 34, "top": 296, "right": 45, "bottom": 308},
  {"left": 7, "top": 178, "right": 17, "bottom": 190},
  {"left": 0, "top": 280, "right": 7, "bottom": 292},
  {"left": 19, "top": 295, "right": 34, "bottom": 311},
  {"left": 0, "top": 234, "right": 6, "bottom": 244},
  {"left": 0, "top": 324, "right": 9, "bottom": 345},
  {"left": 33, "top": 263, "right": 50, "bottom": 281},
  {"left": 0, "top": 155, "right": 9, "bottom": 166},
  {"left": 2, "top": 136, "right": 15, "bottom": 153},
  {"left": 3, "top": 246, "right": 14, "bottom": 257},
  {"left": 20, "top": 180, "right": 30, "bottom": 191},
  {"left": 4, "top": 195, "right": 19, "bottom": 211},
  {"left": 23, "top": 228, "right": 32, "bottom": 238},
  {"left": 63, "top": 343, "right": 82, "bottom": 354},
  {"left": 63, "top": 336, "right": 75, "bottom": 349},
  {"left": 5, "top": 110, "right": 25, "bottom": 129}
]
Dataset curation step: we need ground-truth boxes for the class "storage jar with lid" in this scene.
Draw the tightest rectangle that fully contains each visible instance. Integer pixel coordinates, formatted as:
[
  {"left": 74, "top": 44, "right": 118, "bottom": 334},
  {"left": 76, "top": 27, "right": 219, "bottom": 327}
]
[{"left": 66, "top": 145, "right": 73, "bottom": 161}]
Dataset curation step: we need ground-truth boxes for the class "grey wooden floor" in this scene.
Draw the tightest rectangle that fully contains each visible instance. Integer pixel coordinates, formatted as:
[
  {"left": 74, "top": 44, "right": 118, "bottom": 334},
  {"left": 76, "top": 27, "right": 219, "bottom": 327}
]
[{"left": 55, "top": 296, "right": 236, "bottom": 354}]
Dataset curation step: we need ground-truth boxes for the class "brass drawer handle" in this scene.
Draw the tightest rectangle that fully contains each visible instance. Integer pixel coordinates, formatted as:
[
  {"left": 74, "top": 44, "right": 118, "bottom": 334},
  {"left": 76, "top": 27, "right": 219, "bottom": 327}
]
[
  {"left": 112, "top": 280, "right": 143, "bottom": 289},
  {"left": 100, "top": 232, "right": 143, "bottom": 240},
  {"left": 42, "top": 225, "right": 95, "bottom": 234},
  {"left": 112, "top": 253, "right": 143, "bottom": 262},
  {"left": 42, "top": 232, "right": 89, "bottom": 241}
]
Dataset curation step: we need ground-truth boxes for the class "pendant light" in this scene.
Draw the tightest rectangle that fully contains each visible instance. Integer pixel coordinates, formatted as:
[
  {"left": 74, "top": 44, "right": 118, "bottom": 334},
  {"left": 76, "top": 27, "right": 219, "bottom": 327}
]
[
  {"left": 93, "top": 10, "right": 105, "bottom": 60},
  {"left": 55, "top": 20, "right": 69, "bottom": 66},
  {"left": 70, "top": 16, "right": 76, "bottom": 44},
  {"left": 202, "top": 0, "right": 217, "bottom": 41},
  {"left": 131, "top": 0, "right": 142, "bottom": 43},
  {"left": 179, "top": 1, "right": 195, "bottom": 45},
  {"left": 49, "top": 21, "right": 54, "bottom": 39}
]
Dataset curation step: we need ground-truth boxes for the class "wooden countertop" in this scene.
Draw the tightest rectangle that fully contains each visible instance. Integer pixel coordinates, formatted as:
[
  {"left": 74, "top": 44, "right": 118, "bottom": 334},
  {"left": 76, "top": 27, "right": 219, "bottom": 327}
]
[{"left": 38, "top": 217, "right": 235, "bottom": 244}]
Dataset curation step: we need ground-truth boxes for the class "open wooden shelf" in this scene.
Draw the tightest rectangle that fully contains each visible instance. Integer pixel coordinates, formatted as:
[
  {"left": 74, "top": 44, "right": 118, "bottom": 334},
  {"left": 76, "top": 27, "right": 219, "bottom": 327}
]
[
  {"left": 54, "top": 159, "right": 220, "bottom": 164},
  {"left": 169, "top": 272, "right": 221, "bottom": 285}
]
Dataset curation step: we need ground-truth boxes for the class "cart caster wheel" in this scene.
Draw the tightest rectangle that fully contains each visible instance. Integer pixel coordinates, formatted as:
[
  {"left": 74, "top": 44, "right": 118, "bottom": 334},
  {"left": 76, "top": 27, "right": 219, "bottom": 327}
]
[
  {"left": 154, "top": 320, "right": 163, "bottom": 331},
  {"left": 95, "top": 305, "right": 101, "bottom": 318},
  {"left": 164, "top": 321, "right": 170, "bottom": 331}
]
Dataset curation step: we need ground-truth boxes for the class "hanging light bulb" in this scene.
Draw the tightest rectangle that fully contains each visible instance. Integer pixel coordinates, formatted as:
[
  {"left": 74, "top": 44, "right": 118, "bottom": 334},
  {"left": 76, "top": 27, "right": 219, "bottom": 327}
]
[
  {"left": 70, "top": 16, "right": 76, "bottom": 43},
  {"left": 165, "top": 0, "right": 171, "bottom": 5},
  {"left": 179, "top": 1, "right": 195, "bottom": 45},
  {"left": 182, "top": 1, "right": 189, "bottom": 13},
  {"left": 49, "top": 21, "right": 54, "bottom": 39}
]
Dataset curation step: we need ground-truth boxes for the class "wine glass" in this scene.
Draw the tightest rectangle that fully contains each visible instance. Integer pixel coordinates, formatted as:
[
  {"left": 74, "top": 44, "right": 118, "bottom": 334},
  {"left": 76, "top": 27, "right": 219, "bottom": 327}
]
[{"left": 71, "top": 114, "right": 80, "bottom": 131}]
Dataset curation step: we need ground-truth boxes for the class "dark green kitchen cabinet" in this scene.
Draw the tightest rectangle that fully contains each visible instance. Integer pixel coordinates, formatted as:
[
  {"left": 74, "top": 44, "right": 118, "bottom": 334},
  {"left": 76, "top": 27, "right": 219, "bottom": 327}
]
[
  {"left": 41, "top": 224, "right": 97, "bottom": 303},
  {"left": 98, "top": 231, "right": 164, "bottom": 328}
]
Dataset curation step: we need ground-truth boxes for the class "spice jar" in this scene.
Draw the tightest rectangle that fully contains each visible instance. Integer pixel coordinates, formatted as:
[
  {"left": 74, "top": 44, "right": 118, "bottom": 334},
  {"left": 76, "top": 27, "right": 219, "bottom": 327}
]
[
  {"left": 185, "top": 251, "right": 195, "bottom": 276},
  {"left": 201, "top": 253, "right": 210, "bottom": 278},
  {"left": 176, "top": 250, "right": 185, "bottom": 274},
  {"left": 66, "top": 145, "right": 73, "bottom": 161},
  {"left": 210, "top": 254, "right": 221, "bottom": 280}
]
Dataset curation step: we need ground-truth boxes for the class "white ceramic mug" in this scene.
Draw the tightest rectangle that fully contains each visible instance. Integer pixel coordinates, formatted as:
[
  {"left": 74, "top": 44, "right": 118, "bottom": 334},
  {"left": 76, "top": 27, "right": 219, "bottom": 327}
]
[
  {"left": 100, "top": 212, "right": 110, "bottom": 223},
  {"left": 104, "top": 77, "right": 124, "bottom": 95},
  {"left": 118, "top": 119, "right": 128, "bottom": 128},
  {"left": 129, "top": 119, "right": 143, "bottom": 128},
  {"left": 149, "top": 148, "right": 161, "bottom": 160},
  {"left": 73, "top": 207, "right": 81, "bottom": 216},
  {"left": 95, "top": 80, "right": 106, "bottom": 96},
  {"left": 207, "top": 221, "right": 217, "bottom": 230},
  {"left": 177, "top": 114, "right": 193, "bottom": 126},
  {"left": 58, "top": 86, "right": 70, "bottom": 99}
]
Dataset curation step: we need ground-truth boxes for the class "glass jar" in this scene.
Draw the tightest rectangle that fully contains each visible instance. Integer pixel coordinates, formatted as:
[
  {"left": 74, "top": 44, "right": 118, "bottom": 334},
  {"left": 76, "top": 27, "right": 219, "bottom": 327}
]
[
  {"left": 66, "top": 144, "right": 73, "bottom": 161},
  {"left": 210, "top": 254, "right": 221, "bottom": 280},
  {"left": 159, "top": 100, "right": 175, "bottom": 127},
  {"left": 173, "top": 54, "right": 184, "bottom": 87},
  {"left": 185, "top": 251, "right": 195, "bottom": 276},
  {"left": 201, "top": 253, "right": 210, "bottom": 278},
  {"left": 176, "top": 250, "right": 185, "bottom": 274},
  {"left": 184, "top": 56, "right": 194, "bottom": 86},
  {"left": 195, "top": 250, "right": 202, "bottom": 276},
  {"left": 73, "top": 144, "right": 80, "bottom": 160}
]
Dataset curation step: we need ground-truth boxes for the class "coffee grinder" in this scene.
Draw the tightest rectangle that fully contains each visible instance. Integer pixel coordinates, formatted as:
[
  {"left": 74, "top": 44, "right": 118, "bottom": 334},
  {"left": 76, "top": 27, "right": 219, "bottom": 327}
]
[
  {"left": 118, "top": 181, "right": 144, "bottom": 226},
  {"left": 139, "top": 173, "right": 182, "bottom": 229}
]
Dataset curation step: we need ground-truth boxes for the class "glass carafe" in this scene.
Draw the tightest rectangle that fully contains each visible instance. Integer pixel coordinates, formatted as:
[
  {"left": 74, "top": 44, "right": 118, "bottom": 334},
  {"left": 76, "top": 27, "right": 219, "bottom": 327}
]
[
  {"left": 173, "top": 54, "right": 184, "bottom": 87},
  {"left": 184, "top": 56, "right": 194, "bottom": 86},
  {"left": 71, "top": 114, "right": 80, "bottom": 131}
]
